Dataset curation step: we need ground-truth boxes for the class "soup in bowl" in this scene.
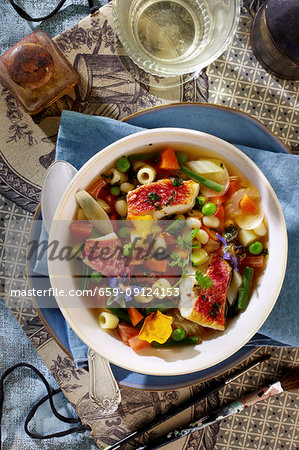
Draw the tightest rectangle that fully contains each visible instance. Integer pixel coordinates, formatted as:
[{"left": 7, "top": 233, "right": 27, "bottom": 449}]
[{"left": 48, "top": 128, "right": 287, "bottom": 376}]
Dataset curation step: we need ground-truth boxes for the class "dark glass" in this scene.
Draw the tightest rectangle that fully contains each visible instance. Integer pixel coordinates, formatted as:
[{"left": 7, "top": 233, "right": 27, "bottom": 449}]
[{"left": 251, "top": 0, "right": 299, "bottom": 80}]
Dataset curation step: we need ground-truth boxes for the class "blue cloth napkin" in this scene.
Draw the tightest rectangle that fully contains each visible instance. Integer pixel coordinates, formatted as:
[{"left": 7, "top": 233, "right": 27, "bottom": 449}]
[
  {"left": 34, "top": 110, "right": 299, "bottom": 365},
  {"left": 0, "top": 297, "right": 97, "bottom": 449}
]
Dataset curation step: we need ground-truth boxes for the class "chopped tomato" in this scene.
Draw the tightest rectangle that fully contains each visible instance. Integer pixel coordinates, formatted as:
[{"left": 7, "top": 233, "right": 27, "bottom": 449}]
[
  {"left": 128, "top": 335, "right": 151, "bottom": 352},
  {"left": 240, "top": 194, "right": 257, "bottom": 214},
  {"left": 117, "top": 323, "right": 138, "bottom": 345},
  {"left": 227, "top": 177, "right": 241, "bottom": 196},
  {"left": 128, "top": 308, "right": 144, "bottom": 326},
  {"left": 214, "top": 205, "right": 224, "bottom": 219},
  {"left": 201, "top": 224, "right": 218, "bottom": 241},
  {"left": 105, "top": 194, "right": 116, "bottom": 210},
  {"left": 212, "top": 195, "right": 228, "bottom": 205},
  {"left": 87, "top": 178, "right": 106, "bottom": 198},
  {"left": 70, "top": 221, "right": 93, "bottom": 241},
  {"left": 144, "top": 259, "right": 168, "bottom": 273},
  {"left": 159, "top": 147, "right": 180, "bottom": 170},
  {"left": 131, "top": 258, "right": 143, "bottom": 265},
  {"left": 241, "top": 255, "right": 264, "bottom": 269}
]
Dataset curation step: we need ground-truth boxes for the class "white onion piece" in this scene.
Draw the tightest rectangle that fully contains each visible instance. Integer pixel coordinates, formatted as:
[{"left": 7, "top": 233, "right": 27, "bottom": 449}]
[
  {"left": 235, "top": 209, "right": 264, "bottom": 230},
  {"left": 203, "top": 239, "right": 220, "bottom": 253},
  {"left": 225, "top": 187, "right": 260, "bottom": 218},
  {"left": 225, "top": 187, "right": 264, "bottom": 230},
  {"left": 227, "top": 270, "right": 243, "bottom": 306},
  {"left": 186, "top": 159, "right": 229, "bottom": 197}
]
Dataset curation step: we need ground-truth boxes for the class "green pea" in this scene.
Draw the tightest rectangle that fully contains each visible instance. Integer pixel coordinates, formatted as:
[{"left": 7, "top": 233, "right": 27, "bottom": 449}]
[
  {"left": 117, "top": 157, "right": 131, "bottom": 173},
  {"left": 110, "top": 186, "right": 120, "bottom": 196},
  {"left": 249, "top": 241, "right": 264, "bottom": 255},
  {"left": 197, "top": 196, "right": 207, "bottom": 207},
  {"left": 202, "top": 202, "right": 217, "bottom": 216},
  {"left": 90, "top": 271, "right": 102, "bottom": 283},
  {"left": 123, "top": 243, "right": 133, "bottom": 256},
  {"left": 119, "top": 226, "right": 130, "bottom": 238},
  {"left": 171, "top": 327, "right": 186, "bottom": 342},
  {"left": 176, "top": 152, "right": 188, "bottom": 164}
]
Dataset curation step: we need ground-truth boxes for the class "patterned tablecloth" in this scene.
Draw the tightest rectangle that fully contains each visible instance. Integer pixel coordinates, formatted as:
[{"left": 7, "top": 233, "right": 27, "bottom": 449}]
[{"left": 0, "top": 1, "right": 298, "bottom": 449}]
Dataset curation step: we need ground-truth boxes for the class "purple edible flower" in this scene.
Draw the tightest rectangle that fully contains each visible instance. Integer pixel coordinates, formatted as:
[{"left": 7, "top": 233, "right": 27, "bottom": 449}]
[
  {"left": 216, "top": 233, "right": 227, "bottom": 246},
  {"left": 223, "top": 251, "right": 230, "bottom": 260},
  {"left": 231, "top": 254, "right": 239, "bottom": 271},
  {"left": 109, "top": 275, "right": 142, "bottom": 307}
]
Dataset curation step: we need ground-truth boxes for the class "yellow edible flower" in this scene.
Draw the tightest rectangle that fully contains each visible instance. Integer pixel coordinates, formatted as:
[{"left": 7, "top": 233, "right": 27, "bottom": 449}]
[
  {"left": 127, "top": 214, "right": 155, "bottom": 238},
  {"left": 138, "top": 311, "right": 173, "bottom": 344}
]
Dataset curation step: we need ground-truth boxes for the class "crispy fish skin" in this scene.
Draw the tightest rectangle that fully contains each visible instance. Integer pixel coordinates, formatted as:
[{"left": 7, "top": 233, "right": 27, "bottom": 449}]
[
  {"left": 180, "top": 255, "right": 232, "bottom": 331},
  {"left": 127, "top": 179, "right": 199, "bottom": 219}
]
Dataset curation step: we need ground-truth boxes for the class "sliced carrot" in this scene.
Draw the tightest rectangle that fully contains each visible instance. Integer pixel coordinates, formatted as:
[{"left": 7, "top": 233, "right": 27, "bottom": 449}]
[
  {"left": 227, "top": 177, "right": 241, "bottom": 196},
  {"left": 70, "top": 221, "right": 93, "bottom": 241},
  {"left": 214, "top": 205, "right": 224, "bottom": 219},
  {"left": 144, "top": 258, "right": 168, "bottom": 273},
  {"left": 212, "top": 195, "right": 228, "bottom": 205},
  {"left": 201, "top": 224, "right": 218, "bottom": 241},
  {"left": 128, "top": 335, "right": 151, "bottom": 352},
  {"left": 87, "top": 178, "right": 106, "bottom": 198},
  {"left": 159, "top": 147, "right": 180, "bottom": 170},
  {"left": 128, "top": 308, "right": 144, "bottom": 326},
  {"left": 117, "top": 323, "right": 139, "bottom": 345},
  {"left": 239, "top": 194, "right": 257, "bottom": 214}
]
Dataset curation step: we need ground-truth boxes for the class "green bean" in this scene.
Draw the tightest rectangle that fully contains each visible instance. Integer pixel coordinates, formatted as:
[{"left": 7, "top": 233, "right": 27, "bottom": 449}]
[
  {"left": 80, "top": 263, "right": 90, "bottom": 290},
  {"left": 107, "top": 308, "right": 131, "bottom": 323},
  {"left": 166, "top": 217, "right": 185, "bottom": 234},
  {"left": 152, "top": 336, "right": 199, "bottom": 347},
  {"left": 238, "top": 266, "right": 254, "bottom": 310},
  {"left": 176, "top": 152, "right": 188, "bottom": 164},
  {"left": 144, "top": 306, "right": 173, "bottom": 314},
  {"left": 181, "top": 165, "right": 224, "bottom": 193}
]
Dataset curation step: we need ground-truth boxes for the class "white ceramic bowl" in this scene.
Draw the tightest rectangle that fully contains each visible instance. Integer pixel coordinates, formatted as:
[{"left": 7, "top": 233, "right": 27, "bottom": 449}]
[{"left": 48, "top": 128, "right": 287, "bottom": 376}]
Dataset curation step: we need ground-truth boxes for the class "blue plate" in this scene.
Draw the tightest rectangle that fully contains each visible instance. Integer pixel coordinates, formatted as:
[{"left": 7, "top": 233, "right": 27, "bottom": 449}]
[
  {"left": 27, "top": 103, "right": 287, "bottom": 390},
  {"left": 123, "top": 103, "right": 289, "bottom": 154}
]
